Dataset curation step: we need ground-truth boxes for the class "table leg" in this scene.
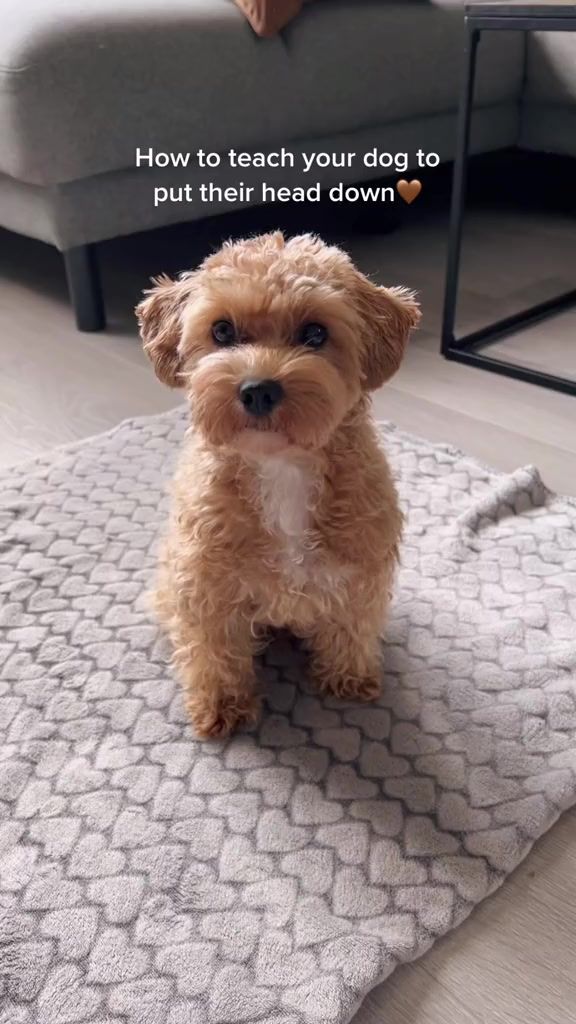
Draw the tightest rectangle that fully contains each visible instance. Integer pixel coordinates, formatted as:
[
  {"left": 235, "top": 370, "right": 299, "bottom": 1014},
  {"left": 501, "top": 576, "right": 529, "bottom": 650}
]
[{"left": 441, "top": 23, "right": 481, "bottom": 355}]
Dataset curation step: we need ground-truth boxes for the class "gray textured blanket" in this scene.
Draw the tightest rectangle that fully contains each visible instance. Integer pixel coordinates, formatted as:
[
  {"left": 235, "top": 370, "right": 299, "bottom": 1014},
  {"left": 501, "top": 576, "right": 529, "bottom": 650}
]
[{"left": 1, "top": 408, "right": 575, "bottom": 1024}]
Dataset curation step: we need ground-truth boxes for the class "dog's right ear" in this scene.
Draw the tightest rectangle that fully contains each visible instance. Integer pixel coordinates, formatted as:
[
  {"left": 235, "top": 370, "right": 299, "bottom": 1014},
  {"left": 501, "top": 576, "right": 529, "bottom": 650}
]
[{"left": 136, "top": 274, "right": 194, "bottom": 387}]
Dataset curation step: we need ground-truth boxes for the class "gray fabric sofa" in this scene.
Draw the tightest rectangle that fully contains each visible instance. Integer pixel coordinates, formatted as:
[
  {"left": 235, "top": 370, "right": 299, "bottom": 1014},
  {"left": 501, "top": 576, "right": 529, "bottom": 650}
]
[{"left": 1, "top": 0, "right": 574, "bottom": 330}]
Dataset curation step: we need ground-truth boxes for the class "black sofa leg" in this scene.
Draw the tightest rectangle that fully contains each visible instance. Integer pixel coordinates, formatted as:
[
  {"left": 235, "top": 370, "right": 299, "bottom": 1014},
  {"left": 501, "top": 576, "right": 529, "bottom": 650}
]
[{"left": 63, "top": 244, "right": 105, "bottom": 332}]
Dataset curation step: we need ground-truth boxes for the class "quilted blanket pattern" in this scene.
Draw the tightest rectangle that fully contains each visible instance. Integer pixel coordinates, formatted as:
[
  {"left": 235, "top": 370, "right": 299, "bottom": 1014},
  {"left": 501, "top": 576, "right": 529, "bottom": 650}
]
[{"left": 1, "top": 408, "right": 575, "bottom": 1024}]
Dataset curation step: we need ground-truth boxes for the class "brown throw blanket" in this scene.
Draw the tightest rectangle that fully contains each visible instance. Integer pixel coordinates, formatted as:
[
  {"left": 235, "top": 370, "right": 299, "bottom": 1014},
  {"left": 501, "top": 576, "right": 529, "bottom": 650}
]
[{"left": 234, "top": 0, "right": 304, "bottom": 36}]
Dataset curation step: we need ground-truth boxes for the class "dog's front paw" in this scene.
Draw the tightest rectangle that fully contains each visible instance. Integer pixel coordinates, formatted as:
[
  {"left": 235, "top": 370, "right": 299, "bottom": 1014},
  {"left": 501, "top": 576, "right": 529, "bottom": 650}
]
[
  {"left": 321, "top": 673, "right": 381, "bottom": 704},
  {"left": 188, "top": 693, "right": 260, "bottom": 739}
]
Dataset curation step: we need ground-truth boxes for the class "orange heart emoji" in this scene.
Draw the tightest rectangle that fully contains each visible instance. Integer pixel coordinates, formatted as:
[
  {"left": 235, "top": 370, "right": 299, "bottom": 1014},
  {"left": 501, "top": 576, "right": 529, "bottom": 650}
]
[{"left": 396, "top": 179, "right": 422, "bottom": 204}]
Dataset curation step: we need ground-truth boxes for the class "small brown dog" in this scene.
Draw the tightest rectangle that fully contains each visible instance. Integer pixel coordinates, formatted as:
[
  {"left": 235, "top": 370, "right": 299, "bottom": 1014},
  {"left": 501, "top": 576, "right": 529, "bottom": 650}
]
[{"left": 137, "top": 232, "right": 419, "bottom": 738}]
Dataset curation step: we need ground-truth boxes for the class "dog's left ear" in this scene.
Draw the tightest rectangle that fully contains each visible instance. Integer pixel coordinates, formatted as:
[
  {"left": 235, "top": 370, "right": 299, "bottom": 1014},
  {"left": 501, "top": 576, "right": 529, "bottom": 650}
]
[
  {"left": 353, "top": 273, "right": 420, "bottom": 390},
  {"left": 136, "top": 273, "right": 195, "bottom": 388}
]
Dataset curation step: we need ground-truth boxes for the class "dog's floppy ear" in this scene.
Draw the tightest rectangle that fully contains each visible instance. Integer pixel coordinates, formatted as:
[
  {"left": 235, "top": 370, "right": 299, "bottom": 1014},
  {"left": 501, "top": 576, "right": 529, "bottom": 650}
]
[
  {"left": 353, "top": 272, "right": 420, "bottom": 390},
  {"left": 136, "top": 274, "right": 195, "bottom": 387}
]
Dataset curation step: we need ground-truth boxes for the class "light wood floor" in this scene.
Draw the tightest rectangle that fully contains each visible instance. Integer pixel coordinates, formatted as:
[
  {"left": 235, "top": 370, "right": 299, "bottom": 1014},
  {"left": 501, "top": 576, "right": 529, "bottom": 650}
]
[{"left": 1, "top": 207, "right": 576, "bottom": 1024}]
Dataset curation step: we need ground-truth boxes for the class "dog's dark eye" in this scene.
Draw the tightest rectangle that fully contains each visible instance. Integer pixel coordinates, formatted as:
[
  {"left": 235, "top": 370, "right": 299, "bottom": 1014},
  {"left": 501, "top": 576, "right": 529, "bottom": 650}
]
[
  {"left": 211, "top": 320, "right": 236, "bottom": 346},
  {"left": 299, "top": 323, "right": 328, "bottom": 349}
]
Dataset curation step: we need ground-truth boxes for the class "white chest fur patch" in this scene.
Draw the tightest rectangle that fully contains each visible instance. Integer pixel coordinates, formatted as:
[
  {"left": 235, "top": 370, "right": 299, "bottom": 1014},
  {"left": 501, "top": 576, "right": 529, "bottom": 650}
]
[
  {"left": 252, "top": 455, "right": 348, "bottom": 594},
  {"left": 256, "top": 456, "right": 317, "bottom": 541}
]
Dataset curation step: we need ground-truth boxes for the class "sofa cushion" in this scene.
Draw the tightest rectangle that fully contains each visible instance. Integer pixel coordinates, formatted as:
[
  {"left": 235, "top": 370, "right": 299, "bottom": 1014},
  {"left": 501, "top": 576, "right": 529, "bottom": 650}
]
[
  {"left": 524, "top": 31, "right": 576, "bottom": 105},
  {"left": 0, "top": 0, "right": 525, "bottom": 187}
]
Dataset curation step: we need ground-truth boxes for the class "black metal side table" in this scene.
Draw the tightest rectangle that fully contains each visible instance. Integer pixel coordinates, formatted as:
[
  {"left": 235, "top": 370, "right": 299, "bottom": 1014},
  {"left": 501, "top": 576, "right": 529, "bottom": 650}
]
[{"left": 441, "top": 1, "right": 576, "bottom": 396}]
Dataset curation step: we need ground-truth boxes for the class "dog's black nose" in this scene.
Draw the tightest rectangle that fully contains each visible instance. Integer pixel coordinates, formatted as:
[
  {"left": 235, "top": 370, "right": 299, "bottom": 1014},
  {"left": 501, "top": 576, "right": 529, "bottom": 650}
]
[{"left": 239, "top": 379, "right": 284, "bottom": 417}]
